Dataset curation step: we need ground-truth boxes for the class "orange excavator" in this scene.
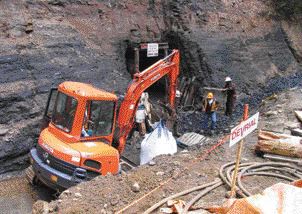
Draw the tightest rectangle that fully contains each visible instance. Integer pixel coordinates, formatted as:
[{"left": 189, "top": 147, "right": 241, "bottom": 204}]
[{"left": 27, "top": 49, "right": 180, "bottom": 191}]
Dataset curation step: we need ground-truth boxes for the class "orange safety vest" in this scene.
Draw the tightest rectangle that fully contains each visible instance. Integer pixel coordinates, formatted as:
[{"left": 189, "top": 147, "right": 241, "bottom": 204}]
[{"left": 203, "top": 99, "right": 218, "bottom": 112}]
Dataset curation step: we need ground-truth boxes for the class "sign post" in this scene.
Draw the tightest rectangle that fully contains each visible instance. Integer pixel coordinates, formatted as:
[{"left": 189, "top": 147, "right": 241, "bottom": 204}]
[{"left": 229, "top": 104, "right": 259, "bottom": 198}]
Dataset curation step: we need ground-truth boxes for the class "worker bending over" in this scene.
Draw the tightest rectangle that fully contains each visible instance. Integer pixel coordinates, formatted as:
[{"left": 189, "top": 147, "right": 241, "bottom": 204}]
[{"left": 202, "top": 92, "right": 219, "bottom": 131}]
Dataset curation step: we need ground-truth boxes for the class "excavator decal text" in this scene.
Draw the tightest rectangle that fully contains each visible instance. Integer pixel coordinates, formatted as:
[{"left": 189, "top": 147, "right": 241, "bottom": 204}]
[{"left": 151, "top": 74, "right": 161, "bottom": 82}]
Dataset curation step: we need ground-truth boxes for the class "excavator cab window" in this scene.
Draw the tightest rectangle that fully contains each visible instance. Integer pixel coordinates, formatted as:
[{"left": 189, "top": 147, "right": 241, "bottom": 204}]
[
  {"left": 81, "top": 100, "right": 115, "bottom": 137},
  {"left": 41, "top": 88, "right": 58, "bottom": 130},
  {"left": 44, "top": 88, "right": 58, "bottom": 119},
  {"left": 51, "top": 92, "right": 78, "bottom": 133}
]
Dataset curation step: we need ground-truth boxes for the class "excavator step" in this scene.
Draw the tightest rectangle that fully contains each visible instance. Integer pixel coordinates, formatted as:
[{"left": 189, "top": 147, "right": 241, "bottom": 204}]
[{"left": 177, "top": 132, "right": 208, "bottom": 148}]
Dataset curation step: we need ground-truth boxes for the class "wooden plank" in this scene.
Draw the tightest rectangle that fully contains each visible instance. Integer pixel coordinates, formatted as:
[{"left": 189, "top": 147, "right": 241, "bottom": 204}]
[{"left": 177, "top": 132, "right": 208, "bottom": 147}]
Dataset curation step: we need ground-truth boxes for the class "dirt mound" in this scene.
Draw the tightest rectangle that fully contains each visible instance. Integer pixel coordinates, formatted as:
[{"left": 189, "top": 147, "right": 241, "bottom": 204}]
[{"left": 46, "top": 149, "right": 217, "bottom": 213}]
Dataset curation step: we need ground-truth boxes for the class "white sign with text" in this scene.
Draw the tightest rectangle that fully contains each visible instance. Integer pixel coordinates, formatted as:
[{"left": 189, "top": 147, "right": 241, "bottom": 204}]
[
  {"left": 147, "top": 43, "right": 159, "bottom": 57},
  {"left": 229, "top": 112, "right": 259, "bottom": 147}
]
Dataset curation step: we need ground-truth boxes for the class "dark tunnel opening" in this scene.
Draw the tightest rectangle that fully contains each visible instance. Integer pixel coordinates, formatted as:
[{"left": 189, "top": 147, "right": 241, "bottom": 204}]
[{"left": 125, "top": 42, "right": 170, "bottom": 102}]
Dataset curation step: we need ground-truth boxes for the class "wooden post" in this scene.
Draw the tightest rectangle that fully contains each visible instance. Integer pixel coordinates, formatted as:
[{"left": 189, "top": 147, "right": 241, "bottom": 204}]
[
  {"left": 164, "top": 47, "right": 168, "bottom": 57},
  {"left": 230, "top": 104, "right": 249, "bottom": 198},
  {"left": 134, "top": 48, "right": 140, "bottom": 74}
]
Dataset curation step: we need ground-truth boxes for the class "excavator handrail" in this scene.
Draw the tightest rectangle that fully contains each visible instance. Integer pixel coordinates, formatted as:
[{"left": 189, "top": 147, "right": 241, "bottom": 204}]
[{"left": 116, "top": 49, "right": 180, "bottom": 154}]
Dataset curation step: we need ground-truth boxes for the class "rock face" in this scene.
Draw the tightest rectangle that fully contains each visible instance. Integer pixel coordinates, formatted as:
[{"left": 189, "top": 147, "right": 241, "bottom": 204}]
[
  {"left": 0, "top": 0, "right": 301, "bottom": 173},
  {"left": 162, "top": 0, "right": 301, "bottom": 91},
  {"left": 260, "top": 88, "right": 302, "bottom": 134}
]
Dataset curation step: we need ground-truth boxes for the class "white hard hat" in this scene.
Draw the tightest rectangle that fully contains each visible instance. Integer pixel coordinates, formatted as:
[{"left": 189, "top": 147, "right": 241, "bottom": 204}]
[
  {"left": 141, "top": 92, "right": 146, "bottom": 99},
  {"left": 176, "top": 90, "right": 181, "bottom": 98},
  {"left": 225, "top": 76, "right": 232, "bottom": 82}
]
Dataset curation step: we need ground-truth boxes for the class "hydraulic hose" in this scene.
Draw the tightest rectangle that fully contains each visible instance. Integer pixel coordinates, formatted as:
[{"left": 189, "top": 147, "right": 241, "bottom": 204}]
[
  {"left": 219, "top": 162, "right": 254, "bottom": 197},
  {"left": 219, "top": 162, "right": 234, "bottom": 188},
  {"left": 145, "top": 161, "right": 301, "bottom": 213},
  {"left": 219, "top": 162, "right": 301, "bottom": 198},
  {"left": 142, "top": 180, "right": 221, "bottom": 214},
  {"left": 237, "top": 162, "right": 301, "bottom": 196},
  {"left": 182, "top": 180, "right": 223, "bottom": 214},
  {"left": 252, "top": 166, "right": 302, "bottom": 179}
]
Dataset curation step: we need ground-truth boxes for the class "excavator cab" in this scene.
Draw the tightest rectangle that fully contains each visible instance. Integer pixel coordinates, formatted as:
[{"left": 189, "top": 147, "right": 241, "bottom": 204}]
[
  {"left": 29, "top": 82, "right": 120, "bottom": 191},
  {"left": 41, "top": 82, "right": 118, "bottom": 143}
]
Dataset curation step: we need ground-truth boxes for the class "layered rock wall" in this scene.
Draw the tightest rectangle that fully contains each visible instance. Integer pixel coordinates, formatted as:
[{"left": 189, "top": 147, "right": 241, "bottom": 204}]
[{"left": 0, "top": 0, "right": 301, "bottom": 173}]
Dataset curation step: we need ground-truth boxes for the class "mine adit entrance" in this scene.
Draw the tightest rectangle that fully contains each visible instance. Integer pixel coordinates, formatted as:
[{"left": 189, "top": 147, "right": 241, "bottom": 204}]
[
  {"left": 125, "top": 42, "right": 171, "bottom": 102},
  {"left": 122, "top": 42, "right": 180, "bottom": 165}
]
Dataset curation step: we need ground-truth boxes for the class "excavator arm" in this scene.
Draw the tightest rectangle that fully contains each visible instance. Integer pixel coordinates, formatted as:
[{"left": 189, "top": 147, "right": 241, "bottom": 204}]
[{"left": 116, "top": 49, "right": 180, "bottom": 154}]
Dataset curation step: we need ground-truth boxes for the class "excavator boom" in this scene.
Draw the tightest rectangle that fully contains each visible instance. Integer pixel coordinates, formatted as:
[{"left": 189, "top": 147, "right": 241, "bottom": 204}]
[{"left": 117, "top": 49, "right": 180, "bottom": 153}]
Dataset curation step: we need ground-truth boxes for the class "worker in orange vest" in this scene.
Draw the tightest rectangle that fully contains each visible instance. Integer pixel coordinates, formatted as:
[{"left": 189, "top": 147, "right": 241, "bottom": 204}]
[{"left": 202, "top": 92, "right": 219, "bottom": 131}]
